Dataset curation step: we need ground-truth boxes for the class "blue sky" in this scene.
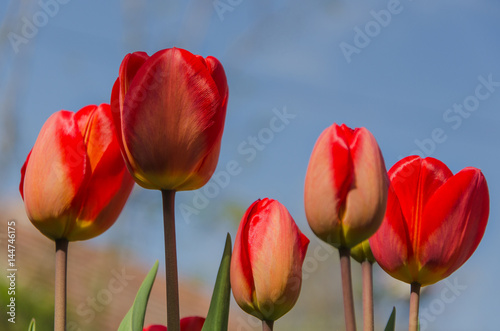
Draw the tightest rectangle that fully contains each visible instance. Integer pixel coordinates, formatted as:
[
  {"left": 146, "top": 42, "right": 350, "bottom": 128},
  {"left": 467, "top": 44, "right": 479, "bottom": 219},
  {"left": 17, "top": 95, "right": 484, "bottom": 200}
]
[{"left": 1, "top": 0, "right": 499, "bottom": 329}]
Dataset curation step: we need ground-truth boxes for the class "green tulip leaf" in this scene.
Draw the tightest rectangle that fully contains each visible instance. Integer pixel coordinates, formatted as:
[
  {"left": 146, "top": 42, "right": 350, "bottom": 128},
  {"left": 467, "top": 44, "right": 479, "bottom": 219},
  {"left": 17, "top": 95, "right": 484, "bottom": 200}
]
[
  {"left": 384, "top": 307, "right": 396, "bottom": 331},
  {"left": 28, "top": 318, "right": 35, "bottom": 331},
  {"left": 118, "top": 260, "right": 159, "bottom": 331},
  {"left": 201, "top": 233, "right": 232, "bottom": 331}
]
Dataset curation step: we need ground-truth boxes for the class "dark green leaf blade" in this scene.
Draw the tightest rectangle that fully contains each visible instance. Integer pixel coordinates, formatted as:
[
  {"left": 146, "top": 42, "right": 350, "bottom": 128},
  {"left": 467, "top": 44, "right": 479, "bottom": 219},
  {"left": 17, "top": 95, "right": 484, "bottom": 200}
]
[
  {"left": 118, "top": 260, "right": 159, "bottom": 331},
  {"left": 384, "top": 306, "right": 396, "bottom": 331},
  {"left": 201, "top": 233, "right": 232, "bottom": 331}
]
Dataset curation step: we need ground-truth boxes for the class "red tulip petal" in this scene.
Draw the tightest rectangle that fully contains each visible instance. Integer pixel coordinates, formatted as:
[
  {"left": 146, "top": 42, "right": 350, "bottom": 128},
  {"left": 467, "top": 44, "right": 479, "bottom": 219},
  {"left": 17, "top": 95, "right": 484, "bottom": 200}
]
[
  {"left": 143, "top": 317, "right": 205, "bottom": 331},
  {"left": 388, "top": 157, "right": 452, "bottom": 250},
  {"left": 19, "top": 150, "right": 32, "bottom": 199},
  {"left": 299, "top": 231, "right": 310, "bottom": 263},
  {"left": 69, "top": 104, "right": 134, "bottom": 240},
  {"left": 112, "top": 52, "right": 150, "bottom": 168},
  {"left": 121, "top": 48, "right": 223, "bottom": 190},
  {"left": 342, "top": 126, "right": 388, "bottom": 245},
  {"left": 231, "top": 199, "right": 260, "bottom": 310},
  {"left": 143, "top": 325, "right": 167, "bottom": 331},
  {"left": 205, "top": 56, "right": 228, "bottom": 107},
  {"left": 22, "top": 111, "right": 90, "bottom": 239},
  {"left": 370, "top": 182, "right": 414, "bottom": 282},
  {"left": 304, "top": 124, "right": 353, "bottom": 246},
  {"left": 417, "top": 168, "right": 489, "bottom": 284},
  {"left": 111, "top": 79, "right": 125, "bottom": 151},
  {"left": 251, "top": 200, "right": 296, "bottom": 306},
  {"left": 180, "top": 316, "right": 205, "bottom": 331},
  {"left": 330, "top": 124, "right": 355, "bottom": 209},
  {"left": 119, "top": 52, "right": 150, "bottom": 101},
  {"left": 187, "top": 56, "right": 229, "bottom": 186}
]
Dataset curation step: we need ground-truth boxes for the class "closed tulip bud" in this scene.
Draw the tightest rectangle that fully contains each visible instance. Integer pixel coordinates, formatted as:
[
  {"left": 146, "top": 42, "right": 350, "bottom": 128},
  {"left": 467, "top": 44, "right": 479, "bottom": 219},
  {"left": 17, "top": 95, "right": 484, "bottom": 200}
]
[
  {"left": 350, "top": 240, "right": 375, "bottom": 264},
  {"left": 111, "top": 47, "right": 228, "bottom": 191},
  {"left": 370, "top": 156, "right": 489, "bottom": 286},
  {"left": 231, "top": 198, "right": 310, "bottom": 322},
  {"left": 20, "top": 104, "right": 134, "bottom": 241},
  {"left": 143, "top": 317, "right": 205, "bottom": 331},
  {"left": 304, "top": 123, "right": 389, "bottom": 249}
]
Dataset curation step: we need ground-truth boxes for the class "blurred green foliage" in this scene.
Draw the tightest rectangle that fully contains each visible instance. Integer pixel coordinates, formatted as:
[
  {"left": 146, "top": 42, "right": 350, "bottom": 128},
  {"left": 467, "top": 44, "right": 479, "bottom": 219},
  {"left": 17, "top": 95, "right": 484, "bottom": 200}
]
[{"left": 0, "top": 278, "right": 53, "bottom": 330}]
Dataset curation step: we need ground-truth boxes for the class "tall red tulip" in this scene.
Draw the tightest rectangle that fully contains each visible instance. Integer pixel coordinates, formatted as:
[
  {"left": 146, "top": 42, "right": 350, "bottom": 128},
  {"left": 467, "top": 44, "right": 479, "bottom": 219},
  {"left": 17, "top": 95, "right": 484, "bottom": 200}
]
[
  {"left": 370, "top": 155, "right": 489, "bottom": 286},
  {"left": 143, "top": 317, "right": 205, "bottom": 331},
  {"left": 304, "top": 123, "right": 388, "bottom": 249},
  {"left": 20, "top": 104, "right": 134, "bottom": 241},
  {"left": 112, "top": 47, "right": 228, "bottom": 331},
  {"left": 231, "top": 198, "right": 310, "bottom": 322},
  {"left": 111, "top": 47, "right": 228, "bottom": 191}
]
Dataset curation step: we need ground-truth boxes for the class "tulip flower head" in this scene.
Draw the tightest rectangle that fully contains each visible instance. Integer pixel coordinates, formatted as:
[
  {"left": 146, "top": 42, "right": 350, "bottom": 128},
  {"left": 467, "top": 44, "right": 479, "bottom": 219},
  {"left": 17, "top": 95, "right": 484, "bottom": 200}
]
[
  {"left": 304, "top": 123, "right": 388, "bottom": 249},
  {"left": 143, "top": 316, "right": 205, "bottom": 331},
  {"left": 231, "top": 198, "right": 310, "bottom": 322},
  {"left": 20, "top": 104, "right": 134, "bottom": 241},
  {"left": 370, "top": 156, "right": 489, "bottom": 286},
  {"left": 111, "top": 47, "right": 228, "bottom": 191}
]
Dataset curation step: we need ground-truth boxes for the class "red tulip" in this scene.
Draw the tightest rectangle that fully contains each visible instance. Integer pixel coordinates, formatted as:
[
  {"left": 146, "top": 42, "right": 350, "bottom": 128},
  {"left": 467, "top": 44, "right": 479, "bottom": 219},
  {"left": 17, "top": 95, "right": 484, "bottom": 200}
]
[
  {"left": 304, "top": 123, "right": 389, "bottom": 248},
  {"left": 231, "top": 198, "right": 310, "bottom": 321},
  {"left": 20, "top": 104, "right": 134, "bottom": 241},
  {"left": 143, "top": 316, "right": 205, "bottom": 331},
  {"left": 144, "top": 325, "right": 167, "bottom": 331},
  {"left": 111, "top": 47, "right": 228, "bottom": 191},
  {"left": 370, "top": 156, "right": 489, "bottom": 286}
]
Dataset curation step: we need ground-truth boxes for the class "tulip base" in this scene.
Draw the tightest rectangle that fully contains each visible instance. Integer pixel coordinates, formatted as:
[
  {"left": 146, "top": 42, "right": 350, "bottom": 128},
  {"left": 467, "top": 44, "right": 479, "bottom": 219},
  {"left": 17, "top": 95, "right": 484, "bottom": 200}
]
[
  {"left": 55, "top": 238, "right": 68, "bottom": 331},
  {"left": 262, "top": 320, "right": 274, "bottom": 331},
  {"left": 162, "top": 190, "right": 180, "bottom": 331},
  {"left": 409, "top": 282, "right": 421, "bottom": 331},
  {"left": 339, "top": 247, "right": 357, "bottom": 331}
]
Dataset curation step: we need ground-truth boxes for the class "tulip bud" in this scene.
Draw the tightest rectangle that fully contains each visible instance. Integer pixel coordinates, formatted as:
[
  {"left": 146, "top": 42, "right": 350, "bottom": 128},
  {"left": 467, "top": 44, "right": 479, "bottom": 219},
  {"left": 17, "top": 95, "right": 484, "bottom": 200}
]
[
  {"left": 370, "top": 156, "right": 489, "bottom": 286},
  {"left": 350, "top": 240, "right": 375, "bottom": 264},
  {"left": 230, "top": 198, "right": 310, "bottom": 322},
  {"left": 111, "top": 47, "right": 228, "bottom": 191},
  {"left": 20, "top": 104, "right": 134, "bottom": 241},
  {"left": 143, "top": 316, "right": 205, "bottom": 331},
  {"left": 144, "top": 326, "right": 167, "bottom": 331},
  {"left": 304, "top": 123, "right": 389, "bottom": 249}
]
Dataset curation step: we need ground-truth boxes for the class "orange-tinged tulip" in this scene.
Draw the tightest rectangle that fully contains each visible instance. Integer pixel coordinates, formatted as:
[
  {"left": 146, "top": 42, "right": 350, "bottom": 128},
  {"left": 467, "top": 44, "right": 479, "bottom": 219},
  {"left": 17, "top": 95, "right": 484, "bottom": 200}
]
[
  {"left": 231, "top": 198, "right": 310, "bottom": 322},
  {"left": 20, "top": 104, "right": 134, "bottom": 241},
  {"left": 143, "top": 316, "right": 205, "bottom": 331},
  {"left": 111, "top": 47, "right": 228, "bottom": 191},
  {"left": 369, "top": 156, "right": 489, "bottom": 286},
  {"left": 304, "top": 123, "right": 389, "bottom": 248}
]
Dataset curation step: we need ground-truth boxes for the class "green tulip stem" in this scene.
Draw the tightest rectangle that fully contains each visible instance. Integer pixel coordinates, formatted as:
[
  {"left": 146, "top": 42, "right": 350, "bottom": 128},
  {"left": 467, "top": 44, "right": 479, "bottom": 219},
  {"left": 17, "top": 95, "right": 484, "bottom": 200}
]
[
  {"left": 54, "top": 238, "right": 68, "bottom": 331},
  {"left": 162, "top": 190, "right": 180, "bottom": 331},
  {"left": 362, "top": 260, "right": 374, "bottom": 331},
  {"left": 339, "top": 247, "right": 357, "bottom": 331},
  {"left": 409, "top": 282, "right": 421, "bottom": 331},
  {"left": 262, "top": 320, "right": 274, "bottom": 331}
]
